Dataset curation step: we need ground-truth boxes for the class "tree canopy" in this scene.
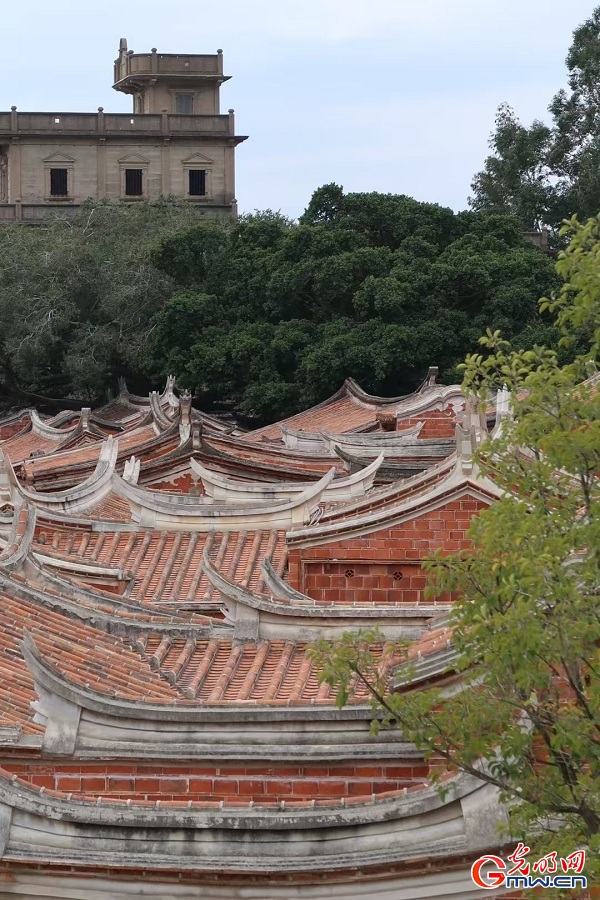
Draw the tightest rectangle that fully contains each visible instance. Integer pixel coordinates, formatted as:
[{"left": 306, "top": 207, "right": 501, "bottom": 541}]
[
  {"left": 0, "top": 199, "right": 206, "bottom": 405},
  {"left": 145, "top": 191, "right": 557, "bottom": 421},
  {"left": 310, "top": 215, "right": 600, "bottom": 886},
  {"left": 0, "top": 191, "right": 557, "bottom": 422},
  {"left": 471, "top": 5, "right": 600, "bottom": 239}
]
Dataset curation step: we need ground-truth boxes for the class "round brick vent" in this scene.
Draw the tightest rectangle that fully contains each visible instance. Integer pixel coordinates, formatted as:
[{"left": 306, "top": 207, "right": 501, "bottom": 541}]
[
  {"left": 344, "top": 568, "right": 355, "bottom": 578},
  {"left": 393, "top": 571, "right": 404, "bottom": 582}
]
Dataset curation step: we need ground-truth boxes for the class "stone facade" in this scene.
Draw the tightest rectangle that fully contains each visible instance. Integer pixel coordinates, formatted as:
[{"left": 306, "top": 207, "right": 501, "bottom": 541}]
[{"left": 0, "top": 39, "right": 247, "bottom": 223}]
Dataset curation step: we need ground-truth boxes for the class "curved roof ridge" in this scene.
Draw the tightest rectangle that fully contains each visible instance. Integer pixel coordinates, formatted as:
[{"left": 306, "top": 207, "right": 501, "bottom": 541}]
[
  {"left": 29, "top": 409, "right": 78, "bottom": 441},
  {"left": 114, "top": 467, "right": 336, "bottom": 530},
  {"left": 286, "top": 454, "right": 501, "bottom": 546},
  {"left": 0, "top": 564, "right": 223, "bottom": 638},
  {"left": 9, "top": 437, "right": 118, "bottom": 512},
  {"left": 0, "top": 755, "right": 476, "bottom": 827},
  {"left": 191, "top": 454, "right": 383, "bottom": 504},
  {"left": 343, "top": 377, "right": 411, "bottom": 407},
  {"left": 0, "top": 501, "right": 36, "bottom": 570},
  {"left": 319, "top": 452, "right": 458, "bottom": 524},
  {"left": 202, "top": 550, "right": 445, "bottom": 633}
]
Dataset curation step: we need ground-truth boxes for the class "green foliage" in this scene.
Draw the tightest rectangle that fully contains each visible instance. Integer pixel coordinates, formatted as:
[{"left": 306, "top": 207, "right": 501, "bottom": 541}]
[
  {"left": 145, "top": 190, "right": 557, "bottom": 420},
  {"left": 471, "top": 6, "right": 600, "bottom": 239},
  {"left": 0, "top": 200, "right": 209, "bottom": 403},
  {"left": 470, "top": 103, "right": 556, "bottom": 231},
  {"left": 309, "top": 216, "right": 600, "bottom": 889}
]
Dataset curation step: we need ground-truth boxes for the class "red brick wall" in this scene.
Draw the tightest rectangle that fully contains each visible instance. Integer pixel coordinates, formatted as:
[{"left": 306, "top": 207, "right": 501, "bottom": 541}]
[
  {"left": 4, "top": 760, "right": 429, "bottom": 803},
  {"left": 0, "top": 415, "right": 30, "bottom": 441},
  {"left": 289, "top": 496, "right": 487, "bottom": 602},
  {"left": 302, "top": 561, "right": 428, "bottom": 605},
  {"left": 399, "top": 406, "right": 463, "bottom": 439},
  {"left": 147, "top": 473, "right": 197, "bottom": 494}
]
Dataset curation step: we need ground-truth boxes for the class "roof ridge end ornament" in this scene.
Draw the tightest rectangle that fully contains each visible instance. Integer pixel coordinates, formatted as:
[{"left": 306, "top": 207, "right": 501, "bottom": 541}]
[
  {"left": 491, "top": 384, "right": 512, "bottom": 439},
  {"left": 122, "top": 455, "right": 140, "bottom": 485},
  {"left": 418, "top": 366, "right": 439, "bottom": 393},
  {"left": 179, "top": 390, "right": 193, "bottom": 445},
  {"left": 455, "top": 423, "right": 477, "bottom": 477},
  {"left": 0, "top": 450, "right": 11, "bottom": 503},
  {"left": 461, "top": 395, "right": 488, "bottom": 445},
  {"left": 164, "top": 375, "right": 178, "bottom": 407}
]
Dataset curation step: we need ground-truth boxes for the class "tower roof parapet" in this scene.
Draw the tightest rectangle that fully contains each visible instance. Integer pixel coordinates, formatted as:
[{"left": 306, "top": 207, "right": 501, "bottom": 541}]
[{"left": 113, "top": 38, "right": 229, "bottom": 96}]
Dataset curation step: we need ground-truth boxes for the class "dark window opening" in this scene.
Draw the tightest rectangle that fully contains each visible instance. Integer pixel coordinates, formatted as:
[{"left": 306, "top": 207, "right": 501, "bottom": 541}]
[
  {"left": 175, "top": 94, "right": 194, "bottom": 115},
  {"left": 188, "top": 169, "right": 206, "bottom": 196},
  {"left": 50, "top": 168, "right": 68, "bottom": 197},
  {"left": 125, "top": 168, "right": 143, "bottom": 196}
]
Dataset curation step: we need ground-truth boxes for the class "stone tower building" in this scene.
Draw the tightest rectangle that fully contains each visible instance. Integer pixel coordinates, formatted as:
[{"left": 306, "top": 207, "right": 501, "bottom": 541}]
[{"left": 0, "top": 39, "right": 247, "bottom": 224}]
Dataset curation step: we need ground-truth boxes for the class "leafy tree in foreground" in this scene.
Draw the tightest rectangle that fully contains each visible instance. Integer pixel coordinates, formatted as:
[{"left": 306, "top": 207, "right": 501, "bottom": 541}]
[
  {"left": 146, "top": 192, "right": 557, "bottom": 420},
  {"left": 309, "top": 215, "right": 600, "bottom": 887}
]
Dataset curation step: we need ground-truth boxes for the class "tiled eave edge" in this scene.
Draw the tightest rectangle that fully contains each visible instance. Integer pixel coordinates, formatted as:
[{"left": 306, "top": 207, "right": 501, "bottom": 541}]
[
  {"left": 115, "top": 468, "right": 336, "bottom": 530},
  {"left": 203, "top": 550, "right": 442, "bottom": 643},
  {"left": 25, "top": 551, "right": 218, "bottom": 625},
  {"left": 392, "top": 647, "right": 461, "bottom": 691},
  {"left": 22, "top": 632, "right": 378, "bottom": 724},
  {"left": 286, "top": 460, "right": 503, "bottom": 549},
  {"left": 208, "top": 431, "right": 337, "bottom": 460},
  {"left": 22, "top": 632, "right": 424, "bottom": 762},
  {"left": 0, "top": 503, "right": 129, "bottom": 582},
  {"left": 245, "top": 380, "right": 354, "bottom": 442},
  {"left": 200, "top": 439, "right": 336, "bottom": 481},
  {"left": 0, "top": 767, "right": 510, "bottom": 875},
  {"left": 0, "top": 567, "right": 228, "bottom": 640},
  {"left": 20, "top": 423, "right": 179, "bottom": 492}
]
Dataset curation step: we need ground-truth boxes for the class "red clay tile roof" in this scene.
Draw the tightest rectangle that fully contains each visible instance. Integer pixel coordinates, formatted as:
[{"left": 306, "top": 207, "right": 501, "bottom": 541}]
[
  {"left": 1, "top": 428, "right": 61, "bottom": 464},
  {"left": 247, "top": 396, "right": 386, "bottom": 443},
  {"left": 0, "top": 589, "right": 182, "bottom": 730},
  {"left": 21, "top": 425, "right": 157, "bottom": 480},
  {"left": 31, "top": 525, "right": 287, "bottom": 604},
  {"left": 31, "top": 628, "right": 396, "bottom": 706}
]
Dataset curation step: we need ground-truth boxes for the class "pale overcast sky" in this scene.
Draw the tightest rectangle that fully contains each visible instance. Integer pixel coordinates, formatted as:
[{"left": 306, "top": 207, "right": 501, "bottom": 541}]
[{"left": 1, "top": 1, "right": 596, "bottom": 217}]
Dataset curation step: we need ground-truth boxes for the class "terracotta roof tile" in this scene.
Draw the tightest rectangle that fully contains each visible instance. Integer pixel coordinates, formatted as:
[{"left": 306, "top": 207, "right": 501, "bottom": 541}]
[
  {"left": 1, "top": 429, "right": 61, "bottom": 464},
  {"left": 134, "top": 637, "right": 392, "bottom": 704},
  {"left": 247, "top": 397, "right": 384, "bottom": 443},
  {"left": 23, "top": 425, "right": 157, "bottom": 480},
  {"left": 0, "top": 589, "right": 182, "bottom": 729},
  {"left": 31, "top": 525, "right": 287, "bottom": 606}
]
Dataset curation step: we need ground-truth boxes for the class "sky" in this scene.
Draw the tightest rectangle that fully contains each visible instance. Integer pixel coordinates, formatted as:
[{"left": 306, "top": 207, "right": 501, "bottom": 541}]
[{"left": 1, "top": 0, "right": 596, "bottom": 218}]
